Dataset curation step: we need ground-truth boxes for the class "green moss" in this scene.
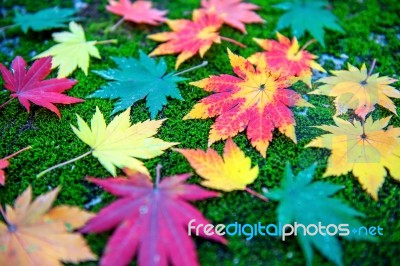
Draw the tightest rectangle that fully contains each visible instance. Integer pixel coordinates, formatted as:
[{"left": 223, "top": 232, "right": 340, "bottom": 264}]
[{"left": 0, "top": 0, "right": 399, "bottom": 265}]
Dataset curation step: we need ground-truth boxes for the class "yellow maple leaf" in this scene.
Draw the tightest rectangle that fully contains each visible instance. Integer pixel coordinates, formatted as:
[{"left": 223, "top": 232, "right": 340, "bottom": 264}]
[
  {"left": 310, "top": 63, "right": 399, "bottom": 119},
  {"left": 71, "top": 107, "right": 178, "bottom": 176},
  {"left": 34, "top": 22, "right": 116, "bottom": 78},
  {"left": 37, "top": 107, "right": 178, "bottom": 177},
  {"left": 0, "top": 186, "right": 96, "bottom": 265},
  {"left": 175, "top": 138, "right": 259, "bottom": 191},
  {"left": 305, "top": 116, "right": 400, "bottom": 200}
]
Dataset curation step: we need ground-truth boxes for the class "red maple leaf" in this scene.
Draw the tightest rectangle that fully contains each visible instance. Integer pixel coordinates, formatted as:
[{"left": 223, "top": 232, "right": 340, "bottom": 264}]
[
  {"left": 81, "top": 167, "right": 226, "bottom": 266},
  {"left": 107, "top": 0, "right": 167, "bottom": 25},
  {"left": 184, "top": 49, "right": 312, "bottom": 157},
  {"left": 248, "top": 33, "right": 325, "bottom": 86},
  {"left": 148, "top": 10, "right": 223, "bottom": 69},
  {"left": 0, "top": 56, "right": 83, "bottom": 117},
  {"left": 201, "top": 0, "right": 264, "bottom": 33}
]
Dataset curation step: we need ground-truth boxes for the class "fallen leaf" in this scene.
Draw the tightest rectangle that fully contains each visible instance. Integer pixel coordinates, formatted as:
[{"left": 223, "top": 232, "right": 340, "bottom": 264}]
[
  {"left": 0, "top": 56, "right": 82, "bottom": 117},
  {"left": 70, "top": 107, "right": 177, "bottom": 176},
  {"left": 0, "top": 160, "right": 9, "bottom": 186},
  {"left": 267, "top": 163, "right": 372, "bottom": 266},
  {"left": 90, "top": 51, "right": 186, "bottom": 118},
  {"left": 148, "top": 9, "right": 223, "bottom": 69},
  {"left": 175, "top": 138, "right": 258, "bottom": 191},
  {"left": 0, "top": 147, "right": 31, "bottom": 186},
  {"left": 248, "top": 32, "right": 325, "bottom": 86},
  {"left": 200, "top": 0, "right": 264, "bottom": 33},
  {"left": 34, "top": 22, "right": 116, "bottom": 78},
  {"left": 81, "top": 167, "right": 226, "bottom": 266},
  {"left": 0, "top": 186, "right": 96, "bottom": 265},
  {"left": 184, "top": 49, "right": 312, "bottom": 157},
  {"left": 13, "top": 7, "right": 76, "bottom": 33},
  {"left": 310, "top": 63, "right": 399, "bottom": 119},
  {"left": 107, "top": 0, "right": 167, "bottom": 25},
  {"left": 305, "top": 116, "right": 400, "bottom": 199},
  {"left": 274, "top": 0, "right": 344, "bottom": 46}
]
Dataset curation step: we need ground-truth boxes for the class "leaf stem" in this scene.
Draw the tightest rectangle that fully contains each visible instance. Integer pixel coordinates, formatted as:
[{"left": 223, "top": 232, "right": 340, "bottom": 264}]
[
  {"left": 174, "top": 61, "right": 208, "bottom": 76},
  {"left": 37, "top": 150, "right": 92, "bottom": 178},
  {"left": 110, "top": 18, "right": 124, "bottom": 31},
  {"left": 155, "top": 164, "right": 162, "bottom": 187},
  {"left": 367, "top": 58, "right": 377, "bottom": 77},
  {"left": 2, "top": 146, "right": 31, "bottom": 161},
  {"left": 220, "top": 36, "right": 246, "bottom": 48},
  {"left": 300, "top": 39, "right": 316, "bottom": 51},
  {"left": 0, "top": 98, "right": 14, "bottom": 110},
  {"left": 245, "top": 187, "right": 269, "bottom": 202},
  {"left": 95, "top": 39, "right": 118, "bottom": 45}
]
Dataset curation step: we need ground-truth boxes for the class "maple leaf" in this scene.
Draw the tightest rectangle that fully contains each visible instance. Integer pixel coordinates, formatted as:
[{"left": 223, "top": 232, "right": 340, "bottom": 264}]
[
  {"left": 267, "top": 163, "right": 372, "bottom": 266},
  {"left": 248, "top": 32, "right": 325, "bottom": 87},
  {"left": 107, "top": 0, "right": 167, "bottom": 25},
  {"left": 0, "top": 56, "right": 83, "bottom": 117},
  {"left": 310, "top": 62, "right": 400, "bottom": 119},
  {"left": 90, "top": 51, "right": 186, "bottom": 118},
  {"left": 184, "top": 49, "right": 312, "bottom": 157},
  {"left": 200, "top": 0, "right": 264, "bottom": 33},
  {"left": 305, "top": 116, "right": 400, "bottom": 200},
  {"left": 0, "top": 186, "right": 96, "bottom": 265},
  {"left": 148, "top": 9, "right": 223, "bottom": 69},
  {"left": 81, "top": 166, "right": 226, "bottom": 266},
  {"left": 38, "top": 107, "right": 178, "bottom": 177},
  {"left": 0, "top": 146, "right": 31, "bottom": 186},
  {"left": 274, "top": 0, "right": 344, "bottom": 46},
  {"left": 34, "top": 21, "right": 117, "bottom": 78},
  {"left": 175, "top": 138, "right": 259, "bottom": 191},
  {"left": 13, "top": 7, "right": 76, "bottom": 33}
]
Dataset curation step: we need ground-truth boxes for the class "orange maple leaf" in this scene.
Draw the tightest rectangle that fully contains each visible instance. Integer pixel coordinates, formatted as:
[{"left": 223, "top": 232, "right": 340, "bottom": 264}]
[
  {"left": 0, "top": 186, "right": 96, "bottom": 265},
  {"left": 148, "top": 9, "right": 223, "bottom": 69},
  {"left": 107, "top": 0, "right": 167, "bottom": 25},
  {"left": 248, "top": 32, "right": 325, "bottom": 87},
  {"left": 201, "top": 0, "right": 264, "bottom": 33},
  {"left": 184, "top": 49, "right": 312, "bottom": 157}
]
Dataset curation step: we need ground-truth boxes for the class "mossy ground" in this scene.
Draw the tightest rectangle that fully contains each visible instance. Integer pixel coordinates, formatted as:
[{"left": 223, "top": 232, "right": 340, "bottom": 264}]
[{"left": 0, "top": 0, "right": 399, "bottom": 265}]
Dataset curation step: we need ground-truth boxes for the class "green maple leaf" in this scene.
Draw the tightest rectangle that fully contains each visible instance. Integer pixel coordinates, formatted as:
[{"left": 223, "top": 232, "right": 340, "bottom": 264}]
[
  {"left": 90, "top": 51, "right": 186, "bottom": 118},
  {"left": 266, "top": 163, "right": 374, "bottom": 266},
  {"left": 13, "top": 7, "right": 77, "bottom": 33},
  {"left": 274, "top": 0, "right": 344, "bottom": 46}
]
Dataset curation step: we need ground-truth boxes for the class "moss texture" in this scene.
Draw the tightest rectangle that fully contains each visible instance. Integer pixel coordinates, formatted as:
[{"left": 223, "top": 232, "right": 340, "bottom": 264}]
[{"left": 0, "top": 0, "right": 399, "bottom": 265}]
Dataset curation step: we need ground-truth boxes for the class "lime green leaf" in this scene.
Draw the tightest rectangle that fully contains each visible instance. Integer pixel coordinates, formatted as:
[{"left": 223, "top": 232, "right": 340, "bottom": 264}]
[
  {"left": 34, "top": 22, "right": 116, "bottom": 78},
  {"left": 13, "top": 7, "right": 76, "bottom": 33},
  {"left": 267, "top": 163, "right": 373, "bottom": 266},
  {"left": 274, "top": 0, "right": 344, "bottom": 46},
  {"left": 89, "top": 51, "right": 186, "bottom": 118}
]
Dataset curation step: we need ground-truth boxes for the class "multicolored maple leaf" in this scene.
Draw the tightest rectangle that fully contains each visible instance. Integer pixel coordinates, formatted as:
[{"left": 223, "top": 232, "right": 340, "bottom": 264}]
[
  {"left": 107, "top": 0, "right": 167, "bottom": 25},
  {"left": 81, "top": 167, "right": 226, "bottom": 266},
  {"left": 184, "top": 49, "right": 312, "bottom": 157},
  {"left": 200, "top": 0, "right": 264, "bottom": 33},
  {"left": 248, "top": 32, "right": 325, "bottom": 87},
  {"left": 148, "top": 9, "right": 223, "bottom": 69},
  {"left": 0, "top": 56, "right": 83, "bottom": 117},
  {"left": 310, "top": 63, "right": 400, "bottom": 119},
  {"left": 306, "top": 116, "right": 400, "bottom": 200}
]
